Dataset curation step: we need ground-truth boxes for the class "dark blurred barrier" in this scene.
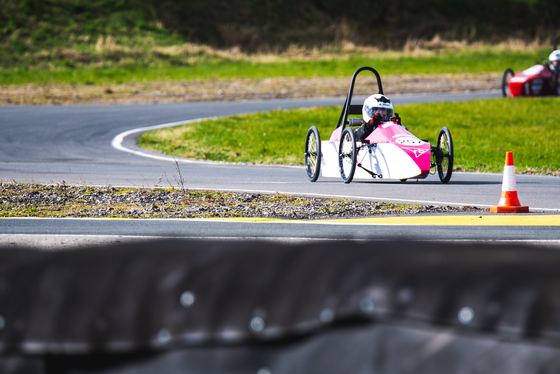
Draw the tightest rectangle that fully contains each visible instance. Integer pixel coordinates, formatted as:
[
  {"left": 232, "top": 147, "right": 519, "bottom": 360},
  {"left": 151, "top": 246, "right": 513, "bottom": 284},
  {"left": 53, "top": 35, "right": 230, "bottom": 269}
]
[{"left": 2, "top": 240, "right": 560, "bottom": 373}]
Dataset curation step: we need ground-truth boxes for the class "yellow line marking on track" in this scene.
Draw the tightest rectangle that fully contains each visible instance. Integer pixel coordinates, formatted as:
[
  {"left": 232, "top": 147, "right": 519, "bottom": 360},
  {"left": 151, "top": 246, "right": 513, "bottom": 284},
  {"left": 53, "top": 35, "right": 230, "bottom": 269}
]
[
  {"left": 314, "top": 215, "right": 560, "bottom": 226},
  {"left": 199, "top": 217, "right": 285, "bottom": 222}
]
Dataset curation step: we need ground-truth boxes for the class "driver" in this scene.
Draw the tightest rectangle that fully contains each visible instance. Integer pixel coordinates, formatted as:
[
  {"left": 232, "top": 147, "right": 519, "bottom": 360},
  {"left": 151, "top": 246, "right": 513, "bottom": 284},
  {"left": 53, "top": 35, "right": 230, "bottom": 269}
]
[
  {"left": 355, "top": 94, "right": 400, "bottom": 141},
  {"left": 549, "top": 50, "right": 560, "bottom": 71}
]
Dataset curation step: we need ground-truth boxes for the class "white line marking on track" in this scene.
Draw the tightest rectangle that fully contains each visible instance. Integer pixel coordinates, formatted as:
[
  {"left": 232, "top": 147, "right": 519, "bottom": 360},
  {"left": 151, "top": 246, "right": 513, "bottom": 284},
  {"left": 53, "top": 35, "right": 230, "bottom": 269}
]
[
  {"left": 111, "top": 118, "right": 302, "bottom": 169},
  {"left": 3, "top": 234, "right": 560, "bottom": 251},
  {"left": 111, "top": 118, "right": 214, "bottom": 164}
]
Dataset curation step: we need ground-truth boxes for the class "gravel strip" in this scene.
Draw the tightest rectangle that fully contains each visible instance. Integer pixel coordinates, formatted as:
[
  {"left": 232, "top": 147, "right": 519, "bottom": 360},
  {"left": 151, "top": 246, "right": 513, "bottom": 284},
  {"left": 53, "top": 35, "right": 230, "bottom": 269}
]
[{"left": 1, "top": 183, "right": 486, "bottom": 219}]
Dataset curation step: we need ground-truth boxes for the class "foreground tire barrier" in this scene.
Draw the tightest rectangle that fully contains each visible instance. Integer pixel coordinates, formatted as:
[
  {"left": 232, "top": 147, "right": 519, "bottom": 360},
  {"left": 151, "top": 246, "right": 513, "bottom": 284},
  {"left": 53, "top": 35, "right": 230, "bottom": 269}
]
[{"left": 2, "top": 239, "right": 560, "bottom": 373}]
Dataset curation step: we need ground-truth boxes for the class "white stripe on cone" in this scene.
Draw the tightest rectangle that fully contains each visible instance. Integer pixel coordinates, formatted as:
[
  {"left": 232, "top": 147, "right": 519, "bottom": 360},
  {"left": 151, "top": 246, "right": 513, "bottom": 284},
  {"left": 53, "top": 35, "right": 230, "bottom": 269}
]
[{"left": 502, "top": 165, "right": 517, "bottom": 191}]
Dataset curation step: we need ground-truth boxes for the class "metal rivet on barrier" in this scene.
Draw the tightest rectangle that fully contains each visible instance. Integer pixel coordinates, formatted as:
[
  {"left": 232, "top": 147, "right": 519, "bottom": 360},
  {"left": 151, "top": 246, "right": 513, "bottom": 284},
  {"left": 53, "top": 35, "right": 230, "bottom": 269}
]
[
  {"left": 359, "top": 297, "right": 375, "bottom": 314},
  {"left": 319, "top": 308, "right": 335, "bottom": 324},
  {"left": 157, "top": 328, "right": 172, "bottom": 344},
  {"left": 458, "top": 306, "right": 474, "bottom": 324},
  {"left": 257, "top": 367, "right": 272, "bottom": 374},
  {"left": 249, "top": 316, "right": 265, "bottom": 333},
  {"left": 180, "top": 291, "right": 196, "bottom": 307}
]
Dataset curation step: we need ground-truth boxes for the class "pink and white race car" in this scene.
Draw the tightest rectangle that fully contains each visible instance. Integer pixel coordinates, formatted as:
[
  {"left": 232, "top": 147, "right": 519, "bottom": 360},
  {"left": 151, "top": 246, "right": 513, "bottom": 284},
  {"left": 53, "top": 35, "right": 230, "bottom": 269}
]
[
  {"left": 305, "top": 66, "right": 453, "bottom": 184},
  {"left": 501, "top": 34, "right": 560, "bottom": 97}
]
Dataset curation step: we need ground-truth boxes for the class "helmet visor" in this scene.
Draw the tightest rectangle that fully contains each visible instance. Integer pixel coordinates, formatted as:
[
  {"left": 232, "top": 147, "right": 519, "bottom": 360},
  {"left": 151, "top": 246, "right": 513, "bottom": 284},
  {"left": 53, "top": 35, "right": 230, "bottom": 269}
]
[{"left": 373, "top": 107, "right": 393, "bottom": 121}]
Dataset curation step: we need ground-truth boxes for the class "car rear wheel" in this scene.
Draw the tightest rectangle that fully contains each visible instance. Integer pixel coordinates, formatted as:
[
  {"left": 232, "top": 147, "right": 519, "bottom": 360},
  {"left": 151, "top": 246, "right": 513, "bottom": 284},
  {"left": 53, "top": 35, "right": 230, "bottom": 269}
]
[
  {"left": 305, "top": 126, "right": 321, "bottom": 182},
  {"left": 338, "top": 127, "right": 357, "bottom": 184},
  {"left": 502, "top": 68, "right": 514, "bottom": 98},
  {"left": 436, "top": 127, "right": 453, "bottom": 184}
]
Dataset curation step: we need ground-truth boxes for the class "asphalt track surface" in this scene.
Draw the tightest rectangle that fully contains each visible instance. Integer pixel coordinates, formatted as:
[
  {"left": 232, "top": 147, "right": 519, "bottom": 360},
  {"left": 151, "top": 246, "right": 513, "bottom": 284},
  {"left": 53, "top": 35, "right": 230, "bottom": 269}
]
[{"left": 2, "top": 91, "right": 560, "bottom": 245}]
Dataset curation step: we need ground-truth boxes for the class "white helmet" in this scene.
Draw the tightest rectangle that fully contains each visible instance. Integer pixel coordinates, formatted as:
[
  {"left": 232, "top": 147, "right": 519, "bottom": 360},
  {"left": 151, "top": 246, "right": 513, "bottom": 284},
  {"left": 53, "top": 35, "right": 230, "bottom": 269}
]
[
  {"left": 549, "top": 50, "right": 560, "bottom": 71},
  {"left": 362, "top": 94, "right": 393, "bottom": 122}
]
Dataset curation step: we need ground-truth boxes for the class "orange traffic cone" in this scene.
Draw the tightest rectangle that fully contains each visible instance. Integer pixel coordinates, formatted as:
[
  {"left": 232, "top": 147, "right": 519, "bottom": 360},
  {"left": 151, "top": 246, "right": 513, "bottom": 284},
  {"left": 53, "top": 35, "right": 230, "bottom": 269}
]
[{"left": 490, "top": 152, "right": 529, "bottom": 213}]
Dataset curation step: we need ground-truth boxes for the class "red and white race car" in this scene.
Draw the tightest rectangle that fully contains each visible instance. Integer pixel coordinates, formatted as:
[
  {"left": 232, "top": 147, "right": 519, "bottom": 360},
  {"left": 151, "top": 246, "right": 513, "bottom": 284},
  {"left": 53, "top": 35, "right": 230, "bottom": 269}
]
[
  {"left": 502, "top": 34, "right": 560, "bottom": 97},
  {"left": 304, "top": 67, "right": 453, "bottom": 184}
]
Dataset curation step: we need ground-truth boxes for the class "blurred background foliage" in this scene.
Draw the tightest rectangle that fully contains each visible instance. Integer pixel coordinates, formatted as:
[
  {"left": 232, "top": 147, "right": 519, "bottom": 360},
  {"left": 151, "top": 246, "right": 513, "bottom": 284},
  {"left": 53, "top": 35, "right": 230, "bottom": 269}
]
[
  {"left": 2, "top": 0, "right": 559, "bottom": 49},
  {"left": 1, "top": 0, "right": 559, "bottom": 71}
]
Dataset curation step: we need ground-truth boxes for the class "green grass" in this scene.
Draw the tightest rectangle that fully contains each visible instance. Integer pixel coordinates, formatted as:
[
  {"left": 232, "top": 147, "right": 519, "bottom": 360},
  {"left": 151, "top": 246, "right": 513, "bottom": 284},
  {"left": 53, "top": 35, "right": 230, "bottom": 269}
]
[
  {"left": 0, "top": 48, "right": 552, "bottom": 85},
  {"left": 139, "top": 108, "right": 333, "bottom": 165},
  {"left": 139, "top": 98, "right": 560, "bottom": 174}
]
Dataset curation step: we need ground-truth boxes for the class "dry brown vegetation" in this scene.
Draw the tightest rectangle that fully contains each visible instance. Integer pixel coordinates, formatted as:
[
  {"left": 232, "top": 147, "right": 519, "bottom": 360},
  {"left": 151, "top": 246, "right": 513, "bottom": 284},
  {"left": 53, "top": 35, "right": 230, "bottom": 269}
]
[{"left": 0, "top": 73, "right": 500, "bottom": 106}]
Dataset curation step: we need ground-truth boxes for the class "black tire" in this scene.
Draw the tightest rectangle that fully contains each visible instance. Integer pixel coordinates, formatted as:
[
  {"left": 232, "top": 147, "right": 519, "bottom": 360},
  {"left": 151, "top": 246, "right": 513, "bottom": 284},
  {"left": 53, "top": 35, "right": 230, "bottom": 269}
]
[
  {"left": 338, "top": 127, "right": 357, "bottom": 184},
  {"left": 554, "top": 68, "right": 560, "bottom": 96},
  {"left": 436, "top": 127, "right": 453, "bottom": 184},
  {"left": 305, "top": 126, "right": 321, "bottom": 182},
  {"left": 433, "top": 127, "right": 453, "bottom": 183},
  {"left": 502, "top": 68, "right": 514, "bottom": 97}
]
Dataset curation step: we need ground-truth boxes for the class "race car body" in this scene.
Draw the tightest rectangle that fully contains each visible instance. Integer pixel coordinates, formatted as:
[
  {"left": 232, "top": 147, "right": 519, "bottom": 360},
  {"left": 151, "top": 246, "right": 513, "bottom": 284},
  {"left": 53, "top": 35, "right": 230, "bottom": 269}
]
[
  {"left": 502, "top": 33, "right": 560, "bottom": 97},
  {"left": 304, "top": 66, "right": 453, "bottom": 184},
  {"left": 504, "top": 64, "right": 557, "bottom": 97},
  {"left": 320, "top": 121, "right": 431, "bottom": 180}
]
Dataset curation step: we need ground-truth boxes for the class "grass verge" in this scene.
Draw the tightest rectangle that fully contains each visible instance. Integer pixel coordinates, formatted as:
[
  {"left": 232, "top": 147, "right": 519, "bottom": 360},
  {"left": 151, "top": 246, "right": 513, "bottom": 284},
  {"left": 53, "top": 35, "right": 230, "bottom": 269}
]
[{"left": 139, "top": 97, "right": 560, "bottom": 175}]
